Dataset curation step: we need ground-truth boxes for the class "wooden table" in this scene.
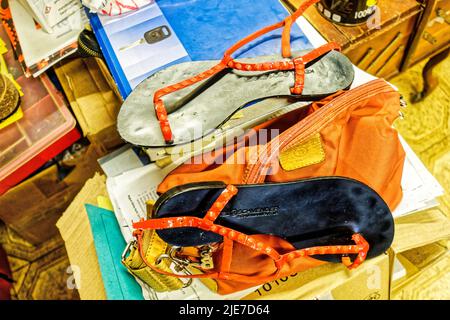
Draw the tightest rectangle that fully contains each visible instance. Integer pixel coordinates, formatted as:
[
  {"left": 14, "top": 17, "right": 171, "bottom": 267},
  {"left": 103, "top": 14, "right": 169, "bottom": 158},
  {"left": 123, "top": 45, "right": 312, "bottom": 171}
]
[
  {"left": 284, "top": 0, "right": 423, "bottom": 79},
  {"left": 402, "top": 0, "right": 450, "bottom": 101}
]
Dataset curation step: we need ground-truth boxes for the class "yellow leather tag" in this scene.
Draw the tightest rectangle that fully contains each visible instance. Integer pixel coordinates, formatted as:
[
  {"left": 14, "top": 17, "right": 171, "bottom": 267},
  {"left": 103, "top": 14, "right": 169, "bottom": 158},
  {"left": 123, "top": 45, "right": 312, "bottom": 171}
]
[{"left": 279, "top": 133, "right": 325, "bottom": 171}]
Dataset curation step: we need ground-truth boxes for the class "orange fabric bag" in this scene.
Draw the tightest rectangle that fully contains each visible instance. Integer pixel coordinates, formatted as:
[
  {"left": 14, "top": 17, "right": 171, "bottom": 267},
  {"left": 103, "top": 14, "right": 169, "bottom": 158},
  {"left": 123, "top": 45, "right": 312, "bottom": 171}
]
[
  {"left": 132, "top": 79, "right": 404, "bottom": 295},
  {"left": 158, "top": 79, "right": 405, "bottom": 211}
]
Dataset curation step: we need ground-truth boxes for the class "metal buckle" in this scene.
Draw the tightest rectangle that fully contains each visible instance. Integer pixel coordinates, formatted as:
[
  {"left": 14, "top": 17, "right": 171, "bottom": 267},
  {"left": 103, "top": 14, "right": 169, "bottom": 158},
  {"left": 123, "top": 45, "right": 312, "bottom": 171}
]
[
  {"left": 121, "top": 240, "right": 136, "bottom": 262},
  {"left": 123, "top": 241, "right": 193, "bottom": 288},
  {"left": 199, "top": 245, "right": 215, "bottom": 270},
  {"left": 156, "top": 249, "right": 193, "bottom": 288}
]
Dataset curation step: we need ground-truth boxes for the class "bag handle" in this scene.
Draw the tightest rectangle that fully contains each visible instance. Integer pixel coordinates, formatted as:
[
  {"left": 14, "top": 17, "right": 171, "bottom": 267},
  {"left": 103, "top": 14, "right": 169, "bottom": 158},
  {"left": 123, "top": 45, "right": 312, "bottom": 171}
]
[{"left": 132, "top": 185, "right": 369, "bottom": 282}]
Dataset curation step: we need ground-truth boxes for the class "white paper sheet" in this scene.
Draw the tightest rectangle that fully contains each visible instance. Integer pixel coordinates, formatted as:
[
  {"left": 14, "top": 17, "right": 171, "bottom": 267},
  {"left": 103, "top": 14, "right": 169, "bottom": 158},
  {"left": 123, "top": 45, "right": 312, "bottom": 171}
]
[
  {"left": 98, "top": 145, "right": 146, "bottom": 177},
  {"left": 393, "top": 136, "right": 444, "bottom": 217},
  {"left": 9, "top": 0, "right": 87, "bottom": 71},
  {"left": 19, "top": 0, "right": 82, "bottom": 32}
]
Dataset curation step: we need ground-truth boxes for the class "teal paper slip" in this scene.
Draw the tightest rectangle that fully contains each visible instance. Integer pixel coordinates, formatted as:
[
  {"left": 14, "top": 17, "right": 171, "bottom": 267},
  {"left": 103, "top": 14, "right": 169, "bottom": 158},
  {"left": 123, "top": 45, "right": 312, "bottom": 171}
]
[{"left": 85, "top": 204, "right": 144, "bottom": 300}]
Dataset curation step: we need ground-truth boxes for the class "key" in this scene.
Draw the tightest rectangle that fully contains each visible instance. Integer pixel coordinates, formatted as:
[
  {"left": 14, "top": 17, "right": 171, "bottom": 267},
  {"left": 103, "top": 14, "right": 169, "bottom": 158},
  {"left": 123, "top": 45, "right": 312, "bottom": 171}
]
[{"left": 120, "top": 25, "right": 172, "bottom": 52}]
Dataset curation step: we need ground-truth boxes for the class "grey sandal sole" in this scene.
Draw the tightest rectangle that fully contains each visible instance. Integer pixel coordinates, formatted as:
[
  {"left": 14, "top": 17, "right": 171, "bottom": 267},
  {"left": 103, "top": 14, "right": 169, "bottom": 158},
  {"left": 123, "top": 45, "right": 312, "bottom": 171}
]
[{"left": 118, "top": 50, "right": 354, "bottom": 147}]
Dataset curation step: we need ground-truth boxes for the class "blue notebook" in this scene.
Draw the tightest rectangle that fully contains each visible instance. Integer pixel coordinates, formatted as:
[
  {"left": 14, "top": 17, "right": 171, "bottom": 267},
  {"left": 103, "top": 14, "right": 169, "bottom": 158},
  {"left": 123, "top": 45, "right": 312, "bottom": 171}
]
[
  {"left": 85, "top": 204, "right": 144, "bottom": 300},
  {"left": 89, "top": 0, "right": 312, "bottom": 98}
]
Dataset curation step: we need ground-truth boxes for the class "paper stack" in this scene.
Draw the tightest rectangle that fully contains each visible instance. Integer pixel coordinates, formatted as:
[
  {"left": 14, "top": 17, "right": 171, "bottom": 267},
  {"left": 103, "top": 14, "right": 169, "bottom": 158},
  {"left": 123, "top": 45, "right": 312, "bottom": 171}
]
[
  {"left": 2, "top": 0, "right": 88, "bottom": 77},
  {"left": 17, "top": 0, "right": 83, "bottom": 34}
]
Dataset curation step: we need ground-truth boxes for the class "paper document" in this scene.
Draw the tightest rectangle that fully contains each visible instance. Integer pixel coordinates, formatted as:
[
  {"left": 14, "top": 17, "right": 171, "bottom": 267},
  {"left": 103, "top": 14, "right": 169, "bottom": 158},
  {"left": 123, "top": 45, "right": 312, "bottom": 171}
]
[
  {"left": 98, "top": 145, "right": 149, "bottom": 178},
  {"left": 393, "top": 136, "right": 444, "bottom": 217},
  {"left": 18, "top": 0, "right": 82, "bottom": 33},
  {"left": 106, "top": 162, "right": 175, "bottom": 243},
  {"left": 9, "top": 0, "right": 87, "bottom": 76}
]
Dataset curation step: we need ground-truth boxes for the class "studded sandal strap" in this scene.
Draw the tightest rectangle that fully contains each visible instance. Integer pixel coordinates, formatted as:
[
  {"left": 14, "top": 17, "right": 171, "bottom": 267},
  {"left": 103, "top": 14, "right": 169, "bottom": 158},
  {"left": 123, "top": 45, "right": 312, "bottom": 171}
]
[
  {"left": 275, "top": 234, "right": 370, "bottom": 270},
  {"left": 282, "top": 0, "right": 321, "bottom": 57},
  {"left": 152, "top": 0, "right": 343, "bottom": 144},
  {"left": 132, "top": 185, "right": 370, "bottom": 281},
  {"left": 290, "top": 42, "right": 341, "bottom": 94}
]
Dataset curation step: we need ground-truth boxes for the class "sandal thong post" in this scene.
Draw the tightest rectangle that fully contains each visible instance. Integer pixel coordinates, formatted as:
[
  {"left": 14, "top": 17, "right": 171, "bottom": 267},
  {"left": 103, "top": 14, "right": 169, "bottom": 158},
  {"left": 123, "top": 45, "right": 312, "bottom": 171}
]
[
  {"left": 134, "top": 177, "right": 394, "bottom": 264},
  {"left": 117, "top": 0, "right": 354, "bottom": 147}
]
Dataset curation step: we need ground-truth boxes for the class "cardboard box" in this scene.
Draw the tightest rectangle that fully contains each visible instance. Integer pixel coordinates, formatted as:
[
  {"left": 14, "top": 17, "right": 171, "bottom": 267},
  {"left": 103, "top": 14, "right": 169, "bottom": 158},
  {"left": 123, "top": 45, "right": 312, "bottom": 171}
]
[
  {"left": 388, "top": 208, "right": 450, "bottom": 283},
  {"left": 391, "top": 209, "right": 450, "bottom": 254},
  {"left": 57, "top": 173, "right": 109, "bottom": 300},
  {"left": 388, "top": 209, "right": 450, "bottom": 299},
  {"left": 55, "top": 58, "right": 124, "bottom": 154},
  {"left": 0, "top": 145, "right": 102, "bottom": 245},
  {"left": 392, "top": 242, "right": 449, "bottom": 299},
  {"left": 242, "top": 253, "right": 391, "bottom": 300},
  {"left": 56, "top": 173, "right": 109, "bottom": 300}
]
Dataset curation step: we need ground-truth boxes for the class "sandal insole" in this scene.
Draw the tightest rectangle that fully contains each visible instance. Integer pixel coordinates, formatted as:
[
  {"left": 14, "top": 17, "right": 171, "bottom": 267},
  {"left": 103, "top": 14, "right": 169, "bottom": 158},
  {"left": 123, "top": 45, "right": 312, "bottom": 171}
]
[
  {"left": 153, "top": 177, "right": 394, "bottom": 263},
  {"left": 118, "top": 50, "right": 354, "bottom": 147}
]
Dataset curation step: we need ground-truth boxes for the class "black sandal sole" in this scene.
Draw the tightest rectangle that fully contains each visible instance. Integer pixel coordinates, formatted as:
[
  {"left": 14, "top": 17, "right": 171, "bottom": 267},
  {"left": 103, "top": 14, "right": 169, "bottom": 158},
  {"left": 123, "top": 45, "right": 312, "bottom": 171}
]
[{"left": 153, "top": 177, "right": 394, "bottom": 263}]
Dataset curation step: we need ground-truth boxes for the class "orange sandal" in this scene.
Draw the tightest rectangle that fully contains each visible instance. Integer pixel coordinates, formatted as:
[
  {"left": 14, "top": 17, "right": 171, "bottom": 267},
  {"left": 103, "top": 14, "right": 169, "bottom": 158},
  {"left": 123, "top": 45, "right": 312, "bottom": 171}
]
[
  {"left": 117, "top": 0, "right": 354, "bottom": 146},
  {"left": 131, "top": 178, "right": 393, "bottom": 294}
]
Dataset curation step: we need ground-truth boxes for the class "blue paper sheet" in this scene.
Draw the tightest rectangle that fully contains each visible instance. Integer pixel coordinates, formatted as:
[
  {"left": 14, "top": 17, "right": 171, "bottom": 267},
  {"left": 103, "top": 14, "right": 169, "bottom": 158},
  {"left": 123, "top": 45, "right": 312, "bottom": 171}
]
[
  {"left": 157, "top": 0, "right": 312, "bottom": 60},
  {"left": 85, "top": 204, "right": 144, "bottom": 300}
]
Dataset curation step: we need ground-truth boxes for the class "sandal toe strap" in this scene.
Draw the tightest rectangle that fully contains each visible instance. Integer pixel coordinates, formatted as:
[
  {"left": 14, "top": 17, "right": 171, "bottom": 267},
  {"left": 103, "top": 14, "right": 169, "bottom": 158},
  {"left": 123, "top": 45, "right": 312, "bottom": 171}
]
[{"left": 132, "top": 185, "right": 370, "bottom": 281}]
